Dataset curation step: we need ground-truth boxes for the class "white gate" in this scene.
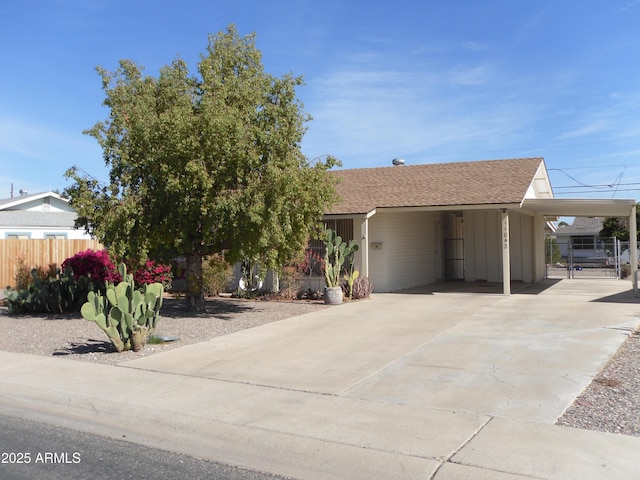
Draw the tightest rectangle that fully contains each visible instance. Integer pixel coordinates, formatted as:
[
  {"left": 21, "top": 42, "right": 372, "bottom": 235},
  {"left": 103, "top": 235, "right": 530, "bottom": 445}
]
[{"left": 546, "top": 237, "right": 620, "bottom": 279}]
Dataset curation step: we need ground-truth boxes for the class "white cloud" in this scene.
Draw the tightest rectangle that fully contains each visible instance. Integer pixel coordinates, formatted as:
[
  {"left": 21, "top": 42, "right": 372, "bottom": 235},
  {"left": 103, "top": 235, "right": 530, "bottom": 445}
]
[
  {"left": 302, "top": 63, "right": 536, "bottom": 166},
  {"left": 0, "top": 117, "right": 90, "bottom": 161},
  {"left": 558, "top": 120, "right": 611, "bottom": 140},
  {"left": 0, "top": 115, "right": 104, "bottom": 194}
]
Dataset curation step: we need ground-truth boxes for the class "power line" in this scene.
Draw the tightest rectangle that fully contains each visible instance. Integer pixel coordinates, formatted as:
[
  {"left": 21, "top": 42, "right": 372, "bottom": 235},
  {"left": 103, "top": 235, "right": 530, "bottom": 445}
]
[
  {"left": 554, "top": 182, "right": 640, "bottom": 189},
  {"left": 548, "top": 164, "right": 634, "bottom": 171},
  {"left": 555, "top": 188, "right": 640, "bottom": 195}
]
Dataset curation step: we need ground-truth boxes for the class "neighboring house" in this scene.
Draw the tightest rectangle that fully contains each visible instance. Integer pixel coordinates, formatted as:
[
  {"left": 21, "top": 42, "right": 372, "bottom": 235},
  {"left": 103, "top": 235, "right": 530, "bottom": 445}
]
[
  {"left": 553, "top": 217, "right": 606, "bottom": 263},
  {"left": 0, "top": 191, "right": 101, "bottom": 289},
  {"left": 322, "top": 157, "right": 637, "bottom": 294},
  {"left": 0, "top": 191, "right": 91, "bottom": 239}
]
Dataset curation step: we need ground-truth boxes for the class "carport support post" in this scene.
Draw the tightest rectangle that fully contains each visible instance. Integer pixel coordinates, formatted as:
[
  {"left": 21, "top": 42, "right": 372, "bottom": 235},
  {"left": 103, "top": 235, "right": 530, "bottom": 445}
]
[
  {"left": 501, "top": 209, "right": 511, "bottom": 295},
  {"left": 631, "top": 204, "right": 638, "bottom": 295},
  {"left": 360, "top": 216, "right": 369, "bottom": 278}
]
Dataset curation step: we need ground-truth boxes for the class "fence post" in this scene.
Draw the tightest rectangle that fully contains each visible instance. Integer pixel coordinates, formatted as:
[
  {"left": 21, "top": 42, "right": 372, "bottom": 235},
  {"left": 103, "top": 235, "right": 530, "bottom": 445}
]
[{"left": 568, "top": 240, "right": 573, "bottom": 279}]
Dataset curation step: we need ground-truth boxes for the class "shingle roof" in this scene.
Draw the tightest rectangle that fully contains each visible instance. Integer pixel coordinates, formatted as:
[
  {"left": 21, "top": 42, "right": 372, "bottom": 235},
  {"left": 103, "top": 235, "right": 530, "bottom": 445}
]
[
  {"left": 0, "top": 211, "right": 78, "bottom": 228},
  {"left": 0, "top": 191, "right": 67, "bottom": 210},
  {"left": 327, "top": 157, "right": 544, "bottom": 215},
  {"left": 555, "top": 217, "right": 603, "bottom": 236}
]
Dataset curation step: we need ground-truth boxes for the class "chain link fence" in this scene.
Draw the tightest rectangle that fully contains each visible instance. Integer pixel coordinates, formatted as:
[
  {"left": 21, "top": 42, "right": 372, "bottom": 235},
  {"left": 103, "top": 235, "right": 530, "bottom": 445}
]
[{"left": 546, "top": 237, "right": 622, "bottom": 279}]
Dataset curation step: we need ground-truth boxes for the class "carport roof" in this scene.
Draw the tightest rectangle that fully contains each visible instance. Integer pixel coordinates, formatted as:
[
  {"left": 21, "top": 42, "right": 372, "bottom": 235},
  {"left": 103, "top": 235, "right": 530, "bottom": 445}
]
[
  {"left": 522, "top": 198, "right": 636, "bottom": 217},
  {"left": 327, "top": 157, "right": 544, "bottom": 215}
]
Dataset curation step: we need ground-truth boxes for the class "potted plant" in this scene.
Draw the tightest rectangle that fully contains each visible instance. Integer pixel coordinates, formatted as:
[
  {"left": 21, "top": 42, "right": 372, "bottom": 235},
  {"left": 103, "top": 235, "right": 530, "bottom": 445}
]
[{"left": 323, "top": 228, "right": 359, "bottom": 305}]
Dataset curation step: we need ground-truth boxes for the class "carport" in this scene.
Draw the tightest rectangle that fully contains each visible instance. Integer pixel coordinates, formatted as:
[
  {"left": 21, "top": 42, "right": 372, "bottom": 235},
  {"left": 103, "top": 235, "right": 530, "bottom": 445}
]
[{"left": 521, "top": 198, "right": 638, "bottom": 294}]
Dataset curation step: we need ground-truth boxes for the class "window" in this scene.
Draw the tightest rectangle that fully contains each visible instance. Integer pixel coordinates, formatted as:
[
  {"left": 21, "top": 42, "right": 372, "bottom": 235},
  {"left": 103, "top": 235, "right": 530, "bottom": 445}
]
[
  {"left": 45, "top": 233, "right": 67, "bottom": 239},
  {"left": 571, "top": 236, "right": 595, "bottom": 250},
  {"left": 305, "top": 219, "right": 354, "bottom": 276},
  {"left": 6, "top": 233, "right": 30, "bottom": 239}
]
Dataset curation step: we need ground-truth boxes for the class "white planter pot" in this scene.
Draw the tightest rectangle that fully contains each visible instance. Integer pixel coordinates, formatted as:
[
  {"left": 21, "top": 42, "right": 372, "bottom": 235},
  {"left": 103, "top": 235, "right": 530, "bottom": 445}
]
[{"left": 324, "top": 286, "right": 343, "bottom": 305}]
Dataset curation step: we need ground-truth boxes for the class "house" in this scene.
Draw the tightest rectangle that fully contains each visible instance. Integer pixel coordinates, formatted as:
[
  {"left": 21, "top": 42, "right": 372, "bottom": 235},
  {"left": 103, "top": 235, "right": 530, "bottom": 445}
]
[
  {"left": 554, "top": 217, "right": 607, "bottom": 264},
  {"left": 322, "top": 157, "right": 638, "bottom": 294},
  {"left": 0, "top": 191, "right": 91, "bottom": 239},
  {"left": 0, "top": 191, "right": 101, "bottom": 289}
]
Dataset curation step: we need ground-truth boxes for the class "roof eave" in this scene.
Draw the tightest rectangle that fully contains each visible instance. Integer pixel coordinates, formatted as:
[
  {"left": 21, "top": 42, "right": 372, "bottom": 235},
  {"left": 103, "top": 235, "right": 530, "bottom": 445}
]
[{"left": 0, "top": 191, "right": 68, "bottom": 211}]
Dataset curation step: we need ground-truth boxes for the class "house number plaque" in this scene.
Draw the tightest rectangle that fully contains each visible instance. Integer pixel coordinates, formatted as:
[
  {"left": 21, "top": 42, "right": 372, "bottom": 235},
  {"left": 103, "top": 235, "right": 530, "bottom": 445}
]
[{"left": 502, "top": 211, "right": 509, "bottom": 250}]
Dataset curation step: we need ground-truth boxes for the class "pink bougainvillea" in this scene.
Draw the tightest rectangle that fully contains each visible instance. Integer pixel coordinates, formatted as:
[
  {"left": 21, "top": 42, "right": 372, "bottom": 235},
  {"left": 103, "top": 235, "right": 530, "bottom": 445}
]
[
  {"left": 132, "top": 259, "right": 172, "bottom": 287},
  {"left": 61, "top": 249, "right": 120, "bottom": 285},
  {"left": 62, "top": 250, "right": 172, "bottom": 290}
]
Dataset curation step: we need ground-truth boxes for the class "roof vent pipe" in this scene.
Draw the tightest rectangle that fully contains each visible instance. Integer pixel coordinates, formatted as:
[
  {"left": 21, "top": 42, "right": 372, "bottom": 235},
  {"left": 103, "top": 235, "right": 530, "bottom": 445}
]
[
  {"left": 392, "top": 158, "right": 405, "bottom": 166},
  {"left": 19, "top": 189, "right": 28, "bottom": 196}
]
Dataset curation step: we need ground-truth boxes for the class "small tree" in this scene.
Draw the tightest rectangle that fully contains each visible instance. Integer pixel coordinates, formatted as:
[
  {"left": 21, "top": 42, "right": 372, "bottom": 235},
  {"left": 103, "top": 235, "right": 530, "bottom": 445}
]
[
  {"left": 545, "top": 235, "right": 562, "bottom": 264},
  {"left": 65, "top": 25, "right": 339, "bottom": 311},
  {"left": 599, "top": 204, "right": 640, "bottom": 241}
]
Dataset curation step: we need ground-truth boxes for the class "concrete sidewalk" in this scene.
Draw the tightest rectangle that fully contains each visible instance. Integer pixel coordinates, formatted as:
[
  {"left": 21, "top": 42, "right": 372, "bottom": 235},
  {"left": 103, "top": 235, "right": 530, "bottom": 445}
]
[{"left": 1, "top": 279, "right": 640, "bottom": 479}]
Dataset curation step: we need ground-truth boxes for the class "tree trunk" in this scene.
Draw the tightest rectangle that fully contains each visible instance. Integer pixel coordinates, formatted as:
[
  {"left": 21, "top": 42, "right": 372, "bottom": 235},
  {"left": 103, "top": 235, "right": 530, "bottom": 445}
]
[{"left": 185, "top": 252, "right": 205, "bottom": 312}]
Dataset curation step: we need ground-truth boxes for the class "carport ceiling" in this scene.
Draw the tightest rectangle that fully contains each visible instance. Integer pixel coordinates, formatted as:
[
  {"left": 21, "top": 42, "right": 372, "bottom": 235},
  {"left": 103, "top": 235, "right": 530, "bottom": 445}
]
[{"left": 522, "top": 198, "right": 637, "bottom": 218}]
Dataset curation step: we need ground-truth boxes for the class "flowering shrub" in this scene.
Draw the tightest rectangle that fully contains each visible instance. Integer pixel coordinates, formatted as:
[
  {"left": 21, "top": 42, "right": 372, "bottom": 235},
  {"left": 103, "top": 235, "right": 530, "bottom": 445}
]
[
  {"left": 5, "top": 250, "right": 173, "bottom": 314},
  {"left": 300, "top": 248, "right": 325, "bottom": 276},
  {"left": 61, "top": 249, "right": 120, "bottom": 288},
  {"left": 132, "top": 260, "right": 173, "bottom": 290}
]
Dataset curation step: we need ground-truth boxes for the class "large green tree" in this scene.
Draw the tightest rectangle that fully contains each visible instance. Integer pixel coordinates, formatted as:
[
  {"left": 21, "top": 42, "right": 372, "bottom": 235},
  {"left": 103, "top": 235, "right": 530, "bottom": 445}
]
[{"left": 65, "top": 25, "right": 339, "bottom": 311}]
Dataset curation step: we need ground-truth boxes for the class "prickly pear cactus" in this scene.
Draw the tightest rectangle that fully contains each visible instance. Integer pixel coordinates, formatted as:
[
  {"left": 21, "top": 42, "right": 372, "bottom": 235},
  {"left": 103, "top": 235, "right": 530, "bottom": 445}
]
[
  {"left": 323, "top": 228, "right": 359, "bottom": 288},
  {"left": 81, "top": 290, "right": 126, "bottom": 352},
  {"left": 80, "top": 263, "right": 164, "bottom": 352}
]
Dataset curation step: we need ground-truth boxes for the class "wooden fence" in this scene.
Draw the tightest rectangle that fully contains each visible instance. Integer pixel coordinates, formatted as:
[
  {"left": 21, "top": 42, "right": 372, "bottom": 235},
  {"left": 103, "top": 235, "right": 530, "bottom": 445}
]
[{"left": 1, "top": 239, "right": 103, "bottom": 290}]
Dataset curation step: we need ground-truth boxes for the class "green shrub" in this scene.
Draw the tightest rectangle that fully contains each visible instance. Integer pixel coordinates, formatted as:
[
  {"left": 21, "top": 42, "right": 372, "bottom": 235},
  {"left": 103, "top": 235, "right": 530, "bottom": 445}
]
[
  {"left": 13, "top": 254, "right": 32, "bottom": 290},
  {"left": 279, "top": 264, "right": 304, "bottom": 300},
  {"left": 4, "top": 265, "right": 93, "bottom": 314},
  {"left": 202, "top": 254, "right": 233, "bottom": 297},
  {"left": 621, "top": 264, "right": 631, "bottom": 279}
]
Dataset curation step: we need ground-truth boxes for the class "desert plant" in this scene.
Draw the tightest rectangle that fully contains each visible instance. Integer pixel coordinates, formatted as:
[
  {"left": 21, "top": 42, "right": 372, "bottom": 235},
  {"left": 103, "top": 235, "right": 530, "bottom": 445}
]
[
  {"left": 352, "top": 275, "right": 374, "bottom": 300},
  {"left": 279, "top": 264, "right": 304, "bottom": 300},
  {"left": 4, "top": 265, "right": 93, "bottom": 314},
  {"left": 343, "top": 270, "right": 360, "bottom": 300},
  {"left": 300, "top": 247, "right": 324, "bottom": 277},
  {"left": 13, "top": 254, "right": 32, "bottom": 290},
  {"left": 323, "top": 228, "right": 359, "bottom": 288},
  {"left": 621, "top": 263, "right": 631, "bottom": 279},
  {"left": 80, "top": 263, "right": 164, "bottom": 352}
]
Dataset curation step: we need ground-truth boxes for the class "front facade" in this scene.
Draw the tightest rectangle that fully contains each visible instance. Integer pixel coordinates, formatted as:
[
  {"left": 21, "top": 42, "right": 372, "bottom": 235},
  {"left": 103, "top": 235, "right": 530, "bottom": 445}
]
[
  {"left": 0, "top": 191, "right": 91, "bottom": 239},
  {"left": 324, "top": 158, "right": 637, "bottom": 294}
]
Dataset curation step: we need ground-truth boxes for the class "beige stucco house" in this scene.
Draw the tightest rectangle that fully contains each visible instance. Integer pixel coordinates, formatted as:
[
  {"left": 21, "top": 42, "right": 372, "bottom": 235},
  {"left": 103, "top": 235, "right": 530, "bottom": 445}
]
[{"left": 323, "top": 157, "right": 638, "bottom": 294}]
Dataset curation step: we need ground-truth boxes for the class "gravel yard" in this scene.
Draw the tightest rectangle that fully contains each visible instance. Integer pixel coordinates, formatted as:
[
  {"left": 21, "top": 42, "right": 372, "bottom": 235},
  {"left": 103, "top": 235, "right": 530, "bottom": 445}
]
[
  {"left": 0, "top": 295, "right": 327, "bottom": 365},
  {"left": 556, "top": 329, "right": 640, "bottom": 436},
  {"left": 1, "top": 295, "right": 638, "bottom": 438}
]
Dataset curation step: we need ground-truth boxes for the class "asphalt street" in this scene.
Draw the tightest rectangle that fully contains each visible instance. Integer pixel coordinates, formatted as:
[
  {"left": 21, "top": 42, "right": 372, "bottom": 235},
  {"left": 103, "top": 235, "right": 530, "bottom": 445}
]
[{"left": 0, "top": 413, "right": 293, "bottom": 480}]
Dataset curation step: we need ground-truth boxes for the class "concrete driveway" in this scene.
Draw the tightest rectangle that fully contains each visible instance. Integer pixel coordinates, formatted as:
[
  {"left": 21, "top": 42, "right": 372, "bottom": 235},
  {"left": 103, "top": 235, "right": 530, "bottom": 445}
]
[{"left": 125, "top": 278, "right": 639, "bottom": 423}]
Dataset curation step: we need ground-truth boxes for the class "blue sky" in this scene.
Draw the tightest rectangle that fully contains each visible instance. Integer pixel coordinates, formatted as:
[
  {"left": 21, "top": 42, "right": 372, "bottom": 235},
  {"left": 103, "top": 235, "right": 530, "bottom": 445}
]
[{"left": 2, "top": 0, "right": 640, "bottom": 201}]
